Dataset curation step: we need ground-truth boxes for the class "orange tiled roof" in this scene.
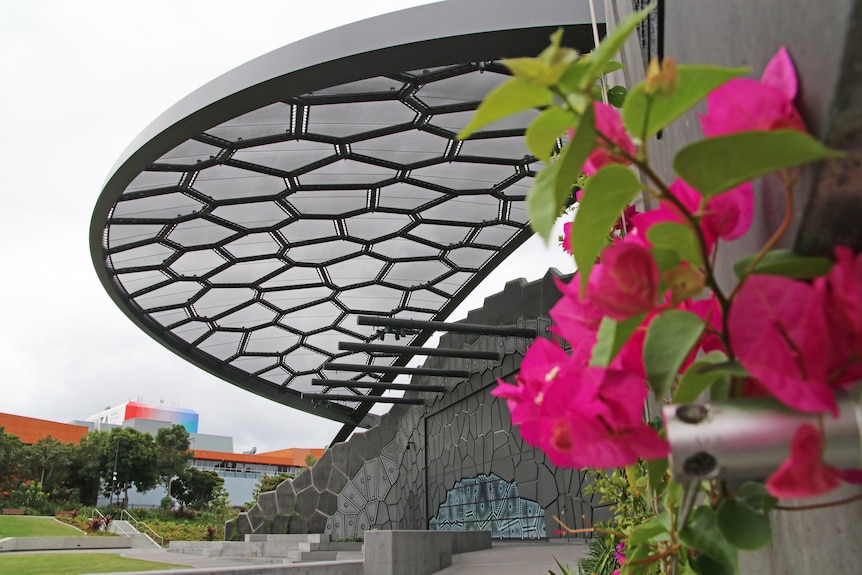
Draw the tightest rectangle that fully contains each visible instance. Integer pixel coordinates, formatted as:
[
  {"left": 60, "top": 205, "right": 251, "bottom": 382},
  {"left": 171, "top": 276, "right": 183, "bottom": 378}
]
[{"left": 0, "top": 412, "right": 89, "bottom": 445}]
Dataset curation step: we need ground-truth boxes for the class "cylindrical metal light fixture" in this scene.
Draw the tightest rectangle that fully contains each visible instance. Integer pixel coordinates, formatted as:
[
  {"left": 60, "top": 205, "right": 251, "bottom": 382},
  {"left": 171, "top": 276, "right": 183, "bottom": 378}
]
[{"left": 663, "top": 385, "right": 862, "bottom": 482}]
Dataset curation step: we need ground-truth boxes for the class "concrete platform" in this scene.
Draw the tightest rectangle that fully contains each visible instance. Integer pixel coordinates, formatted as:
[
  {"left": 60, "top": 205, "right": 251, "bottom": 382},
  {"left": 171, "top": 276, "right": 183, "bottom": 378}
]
[{"left": 432, "top": 541, "right": 589, "bottom": 575}]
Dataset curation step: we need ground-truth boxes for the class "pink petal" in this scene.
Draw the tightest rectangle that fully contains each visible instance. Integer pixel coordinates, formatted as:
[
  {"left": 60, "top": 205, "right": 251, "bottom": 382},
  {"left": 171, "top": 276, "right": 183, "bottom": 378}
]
[
  {"left": 729, "top": 275, "right": 837, "bottom": 415},
  {"left": 766, "top": 424, "right": 841, "bottom": 499},
  {"left": 587, "top": 243, "right": 660, "bottom": 321},
  {"left": 761, "top": 46, "right": 798, "bottom": 100},
  {"left": 699, "top": 79, "right": 805, "bottom": 137}
]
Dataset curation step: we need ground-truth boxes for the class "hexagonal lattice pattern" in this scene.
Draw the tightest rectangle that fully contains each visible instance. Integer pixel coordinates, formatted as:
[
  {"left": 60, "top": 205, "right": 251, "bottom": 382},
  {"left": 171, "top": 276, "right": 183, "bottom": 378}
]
[{"left": 99, "top": 61, "right": 545, "bottom": 424}]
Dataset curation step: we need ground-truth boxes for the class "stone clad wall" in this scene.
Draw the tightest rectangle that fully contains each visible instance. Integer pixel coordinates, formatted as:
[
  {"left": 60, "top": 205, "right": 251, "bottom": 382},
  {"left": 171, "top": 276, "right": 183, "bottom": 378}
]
[{"left": 228, "top": 270, "right": 610, "bottom": 540}]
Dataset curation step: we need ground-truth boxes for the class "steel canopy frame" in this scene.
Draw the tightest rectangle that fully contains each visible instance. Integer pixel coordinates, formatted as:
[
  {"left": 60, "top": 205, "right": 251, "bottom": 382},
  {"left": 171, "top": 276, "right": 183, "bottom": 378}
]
[{"left": 90, "top": 0, "right": 604, "bottom": 433}]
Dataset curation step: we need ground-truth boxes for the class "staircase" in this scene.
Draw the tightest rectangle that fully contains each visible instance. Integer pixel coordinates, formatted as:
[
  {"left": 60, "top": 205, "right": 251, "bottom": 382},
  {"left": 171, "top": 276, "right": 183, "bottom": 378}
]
[
  {"left": 167, "top": 533, "right": 363, "bottom": 563},
  {"left": 107, "top": 520, "right": 162, "bottom": 548}
]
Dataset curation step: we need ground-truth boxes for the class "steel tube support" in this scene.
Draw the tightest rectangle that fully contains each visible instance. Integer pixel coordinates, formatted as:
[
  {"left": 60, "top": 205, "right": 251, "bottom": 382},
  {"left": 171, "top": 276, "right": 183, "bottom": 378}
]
[
  {"left": 339, "top": 341, "right": 501, "bottom": 360},
  {"left": 357, "top": 315, "right": 537, "bottom": 337},
  {"left": 663, "top": 385, "right": 862, "bottom": 482},
  {"left": 311, "top": 379, "right": 446, "bottom": 392},
  {"left": 323, "top": 362, "right": 470, "bottom": 378},
  {"left": 303, "top": 393, "right": 425, "bottom": 405}
]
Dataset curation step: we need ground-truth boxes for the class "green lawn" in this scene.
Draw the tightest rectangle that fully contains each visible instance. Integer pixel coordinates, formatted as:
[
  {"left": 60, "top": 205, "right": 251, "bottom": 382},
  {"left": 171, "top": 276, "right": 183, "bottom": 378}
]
[
  {"left": 0, "top": 552, "right": 186, "bottom": 574},
  {"left": 0, "top": 516, "right": 83, "bottom": 538}
]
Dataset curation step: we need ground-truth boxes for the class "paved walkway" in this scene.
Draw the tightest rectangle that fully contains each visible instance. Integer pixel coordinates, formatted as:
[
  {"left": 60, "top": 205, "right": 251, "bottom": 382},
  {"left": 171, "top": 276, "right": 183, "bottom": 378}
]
[{"left": 434, "top": 540, "right": 589, "bottom": 575}]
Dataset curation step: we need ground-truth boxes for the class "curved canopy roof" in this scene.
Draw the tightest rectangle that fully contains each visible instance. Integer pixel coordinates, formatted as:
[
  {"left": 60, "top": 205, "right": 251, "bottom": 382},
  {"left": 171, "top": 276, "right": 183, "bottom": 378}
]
[{"left": 90, "top": 0, "right": 603, "bottom": 430}]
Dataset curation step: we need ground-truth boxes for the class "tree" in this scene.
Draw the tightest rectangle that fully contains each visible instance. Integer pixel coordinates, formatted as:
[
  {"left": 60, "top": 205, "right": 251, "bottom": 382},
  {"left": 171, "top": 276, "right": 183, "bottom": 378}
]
[
  {"left": 108, "top": 427, "right": 159, "bottom": 506},
  {"left": 252, "top": 472, "right": 294, "bottom": 500},
  {"left": 304, "top": 452, "right": 319, "bottom": 467},
  {"left": 20, "top": 437, "right": 71, "bottom": 494},
  {"left": 0, "top": 427, "right": 24, "bottom": 493},
  {"left": 155, "top": 425, "right": 192, "bottom": 495},
  {"left": 67, "top": 431, "right": 110, "bottom": 505},
  {"left": 171, "top": 467, "right": 225, "bottom": 510}
]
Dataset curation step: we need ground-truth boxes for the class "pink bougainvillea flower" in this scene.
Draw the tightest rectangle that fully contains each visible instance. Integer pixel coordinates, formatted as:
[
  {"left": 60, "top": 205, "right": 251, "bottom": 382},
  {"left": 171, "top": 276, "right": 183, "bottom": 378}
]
[
  {"left": 549, "top": 276, "right": 604, "bottom": 347},
  {"left": 814, "top": 246, "right": 862, "bottom": 387},
  {"left": 587, "top": 242, "right": 660, "bottom": 321},
  {"left": 628, "top": 179, "right": 754, "bottom": 255},
  {"left": 575, "top": 102, "right": 636, "bottom": 175},
  {"left": 700, "top": 47, "right": 806, "bottom": 137},
  {"left": 766, "top": 424, "right": 841, "bottom": 498},
  {"left": 560, "top": 221, "right": 573, "bottom": 255},
  {"left": 729, "top": 274, "right": 837, "bottom": 415},
  {"left": 528, "top": 366, "right": 668, "bottom": 469},
  {"left": 491, "top": 337, "right": 575, "bottom": 426}
]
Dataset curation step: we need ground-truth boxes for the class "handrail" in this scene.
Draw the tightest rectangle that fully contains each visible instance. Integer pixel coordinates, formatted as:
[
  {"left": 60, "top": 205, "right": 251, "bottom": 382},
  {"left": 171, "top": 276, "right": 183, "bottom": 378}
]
[
  {"left": 89, "top": 507, "right": 109, "bottom": 532},
  {"left": 119, "top": 509, "right": 165, "bottom": 547}
]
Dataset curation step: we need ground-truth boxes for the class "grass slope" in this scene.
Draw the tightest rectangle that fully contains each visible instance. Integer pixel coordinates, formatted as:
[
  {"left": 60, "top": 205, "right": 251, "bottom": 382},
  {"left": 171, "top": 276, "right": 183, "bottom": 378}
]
[
  {"left": 0, "top": 516, "right": 83, "bottom": 538},
  {"left": 0, "top": 552, "right": 185, "bottom": 574}
]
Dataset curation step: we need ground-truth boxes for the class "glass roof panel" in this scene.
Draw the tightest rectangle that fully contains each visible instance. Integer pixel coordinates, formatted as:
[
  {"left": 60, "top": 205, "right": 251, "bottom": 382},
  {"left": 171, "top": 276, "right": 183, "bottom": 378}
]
[
  {"left": 123, "top": 171, "right": 183, "bottom": 194},
  {"left": 211, "top": 201, "right": 289, "bottom": 229},
  {"left": 306, "top": 101, "right": 416, "bottom": 138},
  {"left": 445, "top": 246, "right": 495, "bottom": 269},
  {"left": 298, "top": 159, "right": 397, "bottom": 187},
  {"left": 286, "top": 240, "right": 360, "bottom": 264},
  {"left": 286, "top": 190, "right": 367, "bottom": 216},
  {"left": 107, "top": 224, "right": 163, "bottom": 248},
  {"left": 168, "top": 219, "right": 237, "bottom": 247},
  {"left": 350, "top": 130, "right": 448, "bottom": 165},
  {"left": 261, "top": 286, "right": 332, "bottom": 310},
  {"left": 372, "top": 237, "right": 439, "bottom": 259},
  {"left": 209, "top": 259, "right": 285, "bottom": 284},
  {"left": 279, "top": 300, "right": 343, "bottom": 332},
  {"left": 231, "top": 140, "right": 335, "bottom": 173},
  {"left": 310, "top": 76, "right": 403, "bottom": 95},
  {"left": 337, "top": 284, "right": 404, "bottom": 313},
  {"left": 385, "top": 260, "right": 451, "bottom": 288},
  {"left": 156, "top": 140, "right": 223, "bottom": 165},
  {"left": 206, "top": 102, "right": 293, "bottom": 141},
  {"left": 197, "top": 330, "right": 243, "bottom": 360},
  {"left": 109, "top": 243, "right": 175, "bottom": 270},
  {"left": 420, "top": 194, "right": 500, "bottom": 223},
  {"left": 410, "top": 162, "right": 516, "bottom": 191},
  {"left": 133, "top": 280, "right": 201, "bottom": 310},
  {"left": 192, "top": 287, "right": 256, "bottom": 318},
  {"left": 192, "top": 167, "right": 287, "bottom": 200},
  {"left": 115, "top": 270, "right": 170, "bottom": 294},
  {"left": 217, "top": 302, "right": 278, "bottom": 328},
  {"left": 260, "top": 267, "right": 323, "bottom": 289},
  {"left": 230, "top": 356, "right": 280, "bottom": 374},
  {"left": 326, "top": 255, "right": 386, "bottom": 286},
  {"left": 223, "top": 233, "right": 282, "bottom": 258},
  {"left": 171, "top": 320, "right": 210, "bottom": 343},
  {"left": 407, "top": 223, "right": 468, "bottom": 247},
  {"left": 244, "top": 325, "right": 301, "bottom": 354},
  {"left": 113, "top": 193, "right": 203, "bottom": 220},
  {"left": 344, "top": 212, "right": 412, "bottom": 242},
  {"left": 170, "top": 250, "right": 226, "bottom": 277},
  {"left": 376, "top": 182, "right": 444, "bottom": 211},
  {"left": 414, "top": 69, "right": 509, "bottom": 107}
]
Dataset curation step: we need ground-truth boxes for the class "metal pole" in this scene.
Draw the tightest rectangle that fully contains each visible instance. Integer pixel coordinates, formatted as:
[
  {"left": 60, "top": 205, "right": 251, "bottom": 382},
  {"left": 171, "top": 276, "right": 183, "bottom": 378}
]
[
  {"left": 311, "top": 379, "right": 446, "bottom": 392},
  {"left": 663, "top": 385, "right": 862, "bottom": 482},
  {"left": 302, "top": 393, "right": 426, "bottom": 405},
  {"left": 112, "top": 438, "right": 120, "bottom": 507},
  {"left": 339, "top": 341, "right": 502, "bottom": 360},
  {"left": 357, "top": 315, "right": 537, "bottom": 338},
  {"left": 323, "top": 362, "right": 469, "bottom": 378}
]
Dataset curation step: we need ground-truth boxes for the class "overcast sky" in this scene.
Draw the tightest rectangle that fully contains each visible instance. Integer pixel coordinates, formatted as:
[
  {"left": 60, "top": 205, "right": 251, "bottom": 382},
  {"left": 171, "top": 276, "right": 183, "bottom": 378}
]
[{"left": 0, "top": 1, "right": 575, "bottom": 454}]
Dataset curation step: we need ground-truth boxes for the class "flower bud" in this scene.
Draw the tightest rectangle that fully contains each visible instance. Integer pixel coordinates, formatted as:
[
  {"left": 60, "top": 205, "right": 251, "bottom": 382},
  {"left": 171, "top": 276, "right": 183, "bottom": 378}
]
[{"left": 645, "top": 57, "right": 678, "bottom": 97}]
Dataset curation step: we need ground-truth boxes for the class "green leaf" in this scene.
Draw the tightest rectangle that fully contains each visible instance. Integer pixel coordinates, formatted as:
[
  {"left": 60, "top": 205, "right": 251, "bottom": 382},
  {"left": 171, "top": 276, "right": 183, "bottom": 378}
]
[
  {"left": 674, "top": 130, "right": 845, "bottom": 198},
  {"left": 526, "top": 107, "right": 577, "bottom": 163},
  {"left": 457, "top": 77, "right": 552, "bottom": 139},
  {"left": 696, "top": 360, "right": 750, "bottom": 378},
  {"left": 646, "top": 457, "right": 669, "bottom": 495},
  {"left": 679, "top": 506, "right": 738, "bottom": 571},
  {"left": 732, "top": 248, "right": 833, "bottom": 281},
  {"left": 607, "top": 85, "right": 628, "bottom": 108},
  {"left": 691, "top": 553, "right": 735, "bottom": 575},
  {"left": 571, "top": 165, "right": 642, "bottom": 290},
  {"left": 716, "top": 498, "right": 772, "bottom": 551},
  {"left": 557, "top": 59, "right": 590, "bottom": 93},
  {"left": 528, "top": 104, "right": 597, "bottom": 242},
  {"left": 643, "top": 310, "right": 706, "bottom": 399},
  {"left": 735, "top": 482, "right": 778, "bottom": 513},
  {"left": 622, "top": 65, "right": 748, "bottom": 138},
  {"left": 647, "top": 222, "right": 704, "bottom": 267},
  {"left": 651, "top": 248, "right": 681, "bottom": 272},
  {"left": 603, "top": 61, "right": 626, "bottom": 74},
  {"left": 674, "top": 351, "right": 729, "bottom": 403},
  {"left": 583, "top": 4, "right": 654, "bottom": 90},
  {"left": 629, "top": 512, "right": 671, "bottom": 546},
  {"left": 590, "top": 314, "right": 645, "bottom": 367}
]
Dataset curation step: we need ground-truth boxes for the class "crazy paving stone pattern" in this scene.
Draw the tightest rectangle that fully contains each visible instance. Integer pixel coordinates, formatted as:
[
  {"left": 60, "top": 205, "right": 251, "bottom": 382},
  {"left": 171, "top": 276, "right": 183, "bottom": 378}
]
[
  {"left": 227, "top": 272, "right": 612, "bottom": 540},
  {"left": 429, "top": 473, "right": 546, "bottom": 539}
]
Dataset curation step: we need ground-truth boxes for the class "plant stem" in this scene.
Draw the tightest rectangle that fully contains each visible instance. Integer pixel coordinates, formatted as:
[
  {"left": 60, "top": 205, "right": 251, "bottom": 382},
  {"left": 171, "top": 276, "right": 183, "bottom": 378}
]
[{"left": 775, "top": 491, "right": 862, "bottom": 511}]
